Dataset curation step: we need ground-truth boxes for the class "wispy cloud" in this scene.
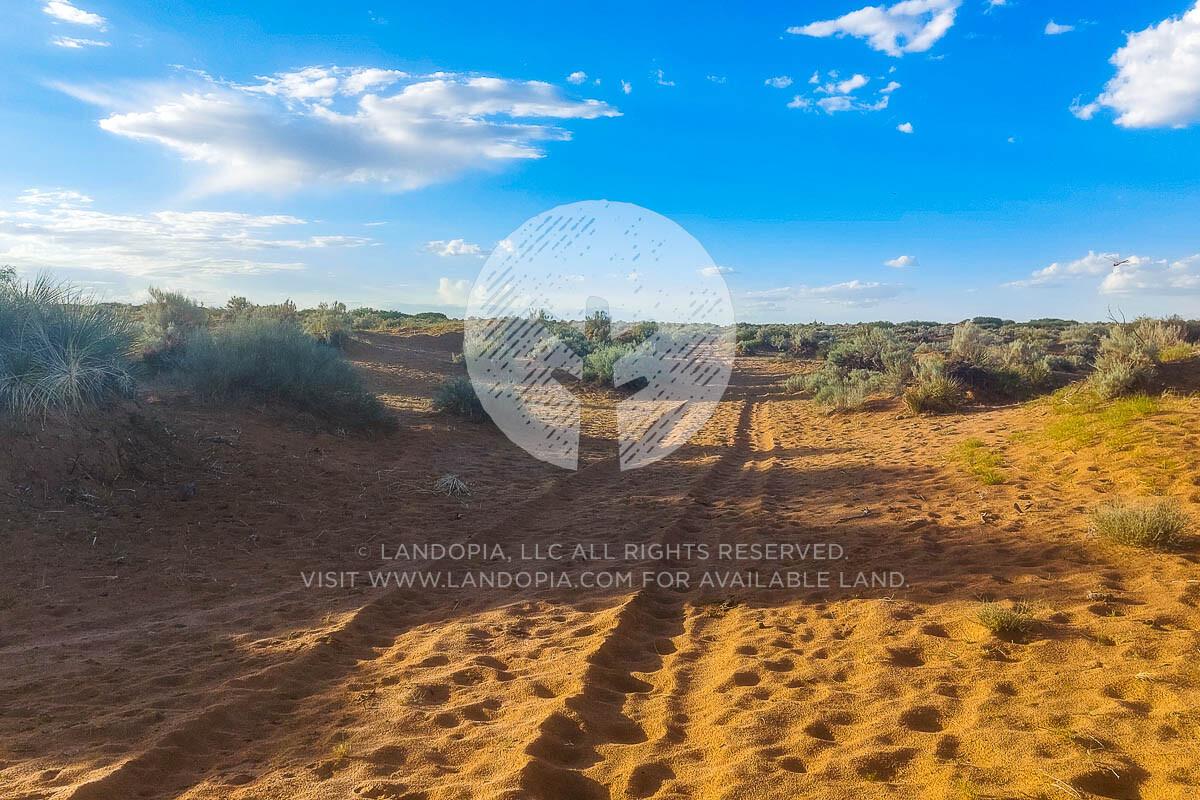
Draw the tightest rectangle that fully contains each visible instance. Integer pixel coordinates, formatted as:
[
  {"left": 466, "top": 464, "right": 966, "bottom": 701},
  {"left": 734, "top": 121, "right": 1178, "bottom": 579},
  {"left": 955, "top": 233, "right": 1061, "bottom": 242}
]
[
  {"left": 43, "top": 0, "right": 107, "bottom": 29},
  {"left": 51, "top": 36, "right": 109, "bottom": 48},
  {"left": 1044, "top": 20, "right": 1075, "bottom": 36},
  {"left": 60, "top": 66, "right": 620, "bottom": 195},
  {"left": 765, "top": 75, "right": 793, "bottom": 89},
  {"left": 789, "top": 0, "right": 960, "bottom": 57},
  {"left": 743, "top": 280, "right": 907, "bottom": 310}
]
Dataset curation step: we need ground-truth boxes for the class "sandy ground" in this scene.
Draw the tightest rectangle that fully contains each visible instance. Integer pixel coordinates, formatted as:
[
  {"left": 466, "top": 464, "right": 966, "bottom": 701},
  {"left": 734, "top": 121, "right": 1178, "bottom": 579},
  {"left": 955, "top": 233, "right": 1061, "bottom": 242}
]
[{"left": 2, "top": 331, "right": 1199, "bottom": 800}]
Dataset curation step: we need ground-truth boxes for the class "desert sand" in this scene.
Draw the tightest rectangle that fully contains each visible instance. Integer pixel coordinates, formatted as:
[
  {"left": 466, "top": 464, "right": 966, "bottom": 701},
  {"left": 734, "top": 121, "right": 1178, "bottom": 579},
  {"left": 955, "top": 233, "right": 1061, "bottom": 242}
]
[{"left": 3, "top": 330, "right": 1199, "bottom": 800}]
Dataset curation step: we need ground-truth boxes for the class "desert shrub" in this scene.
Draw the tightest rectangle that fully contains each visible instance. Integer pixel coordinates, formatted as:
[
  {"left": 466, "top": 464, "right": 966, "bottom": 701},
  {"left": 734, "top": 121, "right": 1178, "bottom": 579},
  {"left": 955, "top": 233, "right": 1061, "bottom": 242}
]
[
  {"left": 583, "top": 342, "right": 637, "bottom": 386},
  {"left": 880, "top": 347, "right": 915, "bottom": 395},
  {"left": 998, "top": 339, "right": 1050, "bottom": 387},
  {"left": 903, "top": 357, "right": 965, "bottom": 414},
  {"left": 432, "top": 376, "right": 487, "bottom": 422},
  {"left": 1158, "top": 343, "right": 1197, "bottom": 363},
  {"left": 828, "top": 325, "right": 901, "bottom": 372},
  {"left": 800, "top": 366, "right": 884, "bottom": 411},
  {"left": 1089, "top": 499, "right": 1190, "bottom": 549},
  {"left": 583, "top": 310, "right": 611, "bottom": 343},
  {"left": 1134, "top": 316, "right": 1187, "bottom": 352},
  {"left": 181, "top": 318, "right": 391, "bottom": 432},
  {"left": 618, "top": 320, "right": 659, "bottom": 345},
  {"left": 977, "top": 602, "right": 1035, "bottom": 641},
  {"left": 950, "top": 438, "right": 1006, "bottom": 484},
  {"left": 0, "top": 277, "right": 137, "bottom": 418},
  {"left": 141, "top": 286, "right": 209, "bottom": 370},
  {"left": 302, "top": 301, "right": 353, "bottom": 348},
  {"left": 1089, "top": 324, "right": 1157, "bottom": 399},
  {"left": 782, "top": 373, "right": 807, "bottom": 393},
  {"left": 949, "top": 321, "right": 998, "bottom": 368}
]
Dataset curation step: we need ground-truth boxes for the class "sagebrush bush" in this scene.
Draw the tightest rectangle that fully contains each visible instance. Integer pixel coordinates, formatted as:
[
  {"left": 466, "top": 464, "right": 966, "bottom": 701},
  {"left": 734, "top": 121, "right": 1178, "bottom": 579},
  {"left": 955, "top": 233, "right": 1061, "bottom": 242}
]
[
  {"left": 999, "top": 339, "right": 1051, "bottom": 387},
  {"left": 0, "top": 277, "right": 137, "bottom": 418},
  {"left": 801, "top": 366, "right": 884, "bottom": 411},
  {"left": 903, "top": 357, "right": 964, "bottom": 414},
  {"left": 583, "top": 342, "right": 637, "bottom": 386},
  {"left": 782, "top": 373, "right": 807, "bottom": 393},
  {"left": 583, "top": 310, "right": 611, "bottom": 343},
  {"left": 302, "top": 301, "right": 353, "bottom": 348},
  {"left": 141, "top": 286, "right": 209, "bottom": 370},
  {"left": 1089, "top": 324, "right": 1157, "bottom": 399},
  {"left": 432, "top": 376, "right": 487, "bottom": 422},
  {"left": 949, "top": 321, "right": 997, "bottom": 368},
  {"left": 1089, "top": 499, "right": 1190, "bottom": 549},
  {"left": 182, "top": 318, "right": 391, "bottom": 432}
]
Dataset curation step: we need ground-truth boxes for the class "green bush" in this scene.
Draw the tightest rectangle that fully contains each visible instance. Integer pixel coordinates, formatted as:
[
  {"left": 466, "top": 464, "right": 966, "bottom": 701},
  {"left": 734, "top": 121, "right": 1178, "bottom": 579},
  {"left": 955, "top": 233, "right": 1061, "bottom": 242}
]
[
  {"left": 583, "top": 342, "right": 637, "bottom": 386},
  {"left": 800, "top": 365, "right": 884, "bottom": 411},
  {"left": 583, "top": 310, "right": 611, "bottom": 344},
  {"left": 949, "top": 321, "right": 998, "bottom": 368},
  {"left": 977, "top": 602, "right": 1035, "bottom": 641},
  {"left": 998, "top": 339, "right": 1050, "bottom": 387},
  {"left": 181, "top": 318, "right": 391, "bottom": 432},
  {"left": 141, "top": 286, "right": 209, "bottom": 370},
  {"left": 1089, "top": 499, "right": 1190, "bottom": 549},
  {"left": 432, "top": 376, "right": 487, "bottom": 422},
  {"left": 0, "top": 277, "right": 136, "bottom": 418},
  {"left": 302, "top": 301, "right": 353, "bottom": 348}
]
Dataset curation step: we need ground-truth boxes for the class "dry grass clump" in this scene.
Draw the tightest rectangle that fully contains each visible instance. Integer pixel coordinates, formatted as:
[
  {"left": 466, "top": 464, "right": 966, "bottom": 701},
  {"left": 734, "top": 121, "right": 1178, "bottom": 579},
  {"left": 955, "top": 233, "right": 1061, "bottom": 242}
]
[
  {"left": 1088, "top": 317, "right": 1190, "bottom": 399},
  {"left": 977, "top": 601, "right": 1035, "bottom": 640},
  {"left": 1089, "top": 499, "right": 1190, "bottom": 550}
]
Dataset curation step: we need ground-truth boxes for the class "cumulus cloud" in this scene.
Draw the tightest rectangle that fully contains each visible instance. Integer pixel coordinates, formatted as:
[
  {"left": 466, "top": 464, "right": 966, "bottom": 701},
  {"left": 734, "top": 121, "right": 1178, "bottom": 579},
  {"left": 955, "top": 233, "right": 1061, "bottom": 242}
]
[
  {"left": 1006, "top": 250, "right": 1200, "bottom": 295},
  {"left": 1045, "top": 20, "right": 1075, "bottom": 35},
  {"left": 0, "top": 189, "right": 371, "bottom": 291},
  {"left": 1076, "top": 3, "right": 1200, "bottom": 128},
  {"left": 765, "top": 75, "right": 794, "bottom": 89},
  {"left": 789, "top": 0, "right": 961, "bottom": 57},
  {"left": 881, "top": 80, "right": 902, "bottom": 93},
  {"left": 52, "top": 36, "right": 109, "bottom": 48},
  {"left": 885, "top": 254, "right": 918, "bottom": 267},
  {"left": 62, "top": 66, "right": 620, "bottom": 194},
  {"left": 567, "top": 71, "right": 588, "bottom": 85},
  {"left": 436, "top": 277, "right": 472, "bottom": 305},
  {"left": 425, "top": 238, "right": 483, "bottom": 257},
  {"left": 43, "top": 0, "right": 106, "bottom": 29},
  {"left": 621, "top": 80, "right": 632, "bottom": 94},
  {"left": 896, "top": 121, "right": 914, "bottom": 133}
]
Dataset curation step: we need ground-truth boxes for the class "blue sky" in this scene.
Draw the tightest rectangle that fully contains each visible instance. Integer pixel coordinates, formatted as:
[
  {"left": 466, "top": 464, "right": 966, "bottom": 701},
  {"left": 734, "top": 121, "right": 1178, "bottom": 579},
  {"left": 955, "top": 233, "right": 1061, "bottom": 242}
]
[{"left": 1, "top": 0, "right": 1199, "bottom": 322}]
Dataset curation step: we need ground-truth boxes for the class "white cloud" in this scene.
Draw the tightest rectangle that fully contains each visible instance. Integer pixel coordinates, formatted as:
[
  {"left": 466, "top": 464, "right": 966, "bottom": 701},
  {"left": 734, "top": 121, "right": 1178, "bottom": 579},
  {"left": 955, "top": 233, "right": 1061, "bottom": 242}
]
[
  {"left": 896, "top": 121, "right": 914, "bottom": 133},
  {"left": 986, "top": 0, "right": 1007, "bottom": 9},
  {"left": 789, "top": 0, "right": 961, "bottom": 57},
  {"left": 881, "top": 80, "right": 902, "bottom": 93},
  {"left": 1044, "top": 20, "right": 1075, "bottom": 35},
  {"left": 16, "top": 188, "right": 94, "bottom": 206},
  {"left": 0, "top": 190, "right": 371, "bottom": 292},
  {"left": 699, "top": 265, "right": 734, "bottom": 276},
  {"left": 1076, "top": 3, "right": 1200, "bottom": 129},
  {"left": 655, "top": 69, "right": 675, "bottom": 87},
  {"left": 1100, "top": 255, "right": 1200, "bottom": 294},
  {"left": 425, "top": 238, "right": 483, "bottom": 257},
  {"left": 743, "top": 280, "right": 906, "bottom": 310},
  {"left": 567, "top": 71, "right": 588, "bottom": 85},
  {"left": 621, "top": 80, "right": 632, "bottom": 94},
  {"left": 835, "top": 74, "right": 869, "bottom": 93},
  {"left": 706, "top": 75, "right": 728, "bottom": 84},
  {"left": 1070, "top": 96, "right": 1100, "bottom": 120},
  {"left": 885, "top": 254, "right": 918, "bottom": 267},
  {"left": 64, "top": 67, "right": 620, "bottom": 194},
  {"left": 43, "top": 0, "right": 106, "bottom": 29},
  {"left": 786, "top": 95, "right": 811, "bottom": 109},
  {"left": 436, "top": 277, "right": 472, "bottom": 305},
  {"left": 1002, "top": 250, "right": 1200, "bottom": 295},
  {"left": 765, "top": 75, "right": 794, "bottom": 89},
  {"left": 51, "top": 36, "right": 109, "bottom": 48}
]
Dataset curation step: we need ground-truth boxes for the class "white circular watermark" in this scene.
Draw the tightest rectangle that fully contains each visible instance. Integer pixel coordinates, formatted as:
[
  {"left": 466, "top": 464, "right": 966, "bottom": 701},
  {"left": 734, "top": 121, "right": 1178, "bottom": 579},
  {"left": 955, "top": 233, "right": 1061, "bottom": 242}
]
[{"left": 465, "top": 200, "right": 735, "bottom": 471}]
